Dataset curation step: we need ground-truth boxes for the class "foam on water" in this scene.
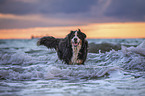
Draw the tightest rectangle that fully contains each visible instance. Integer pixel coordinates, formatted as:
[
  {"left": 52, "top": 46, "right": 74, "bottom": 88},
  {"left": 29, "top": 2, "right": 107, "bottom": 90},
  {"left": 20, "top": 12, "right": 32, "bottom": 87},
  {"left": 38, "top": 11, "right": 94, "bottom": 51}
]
[
  {"left": 121, "top": 40, "right": 145, "bottom": 71},
  {"left": 0, "top": 58, "right": 119, "bottom": 80},
  {"left": 122, "top": 40, "right": 145, "bottom": 56},
  {"left": 0, "top": 39, "right": 145, "bottom": 96}
]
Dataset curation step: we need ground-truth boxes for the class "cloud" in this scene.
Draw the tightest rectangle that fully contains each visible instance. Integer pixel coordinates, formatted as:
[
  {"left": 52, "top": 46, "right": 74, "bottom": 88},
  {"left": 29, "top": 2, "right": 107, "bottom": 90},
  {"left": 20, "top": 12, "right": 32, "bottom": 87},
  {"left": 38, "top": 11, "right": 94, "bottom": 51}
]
[
  {"left": 104, "top": 0, "right": 145, "bottom": 21},
  {"left": 14, "top": 0, "right": 39, "bottom": 3},
  {"left": 0, "top": 13, "right": 91, "bottom": 29},
  {"left": 89, "top": 0, "right": 112, "bottom": 17},
  {"left": 0, "top": 0, "right": 145, "bottom": 29},
  {"left": 0, "top": 0, "right": 96, "bottom": 15}
]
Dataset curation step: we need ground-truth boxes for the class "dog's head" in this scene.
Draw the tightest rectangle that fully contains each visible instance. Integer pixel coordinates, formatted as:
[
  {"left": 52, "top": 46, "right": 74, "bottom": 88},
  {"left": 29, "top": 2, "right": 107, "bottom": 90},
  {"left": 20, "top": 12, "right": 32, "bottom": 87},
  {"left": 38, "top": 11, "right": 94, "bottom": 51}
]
[{"left": 67, "top": 29, "right": 86, "bottom": 47}]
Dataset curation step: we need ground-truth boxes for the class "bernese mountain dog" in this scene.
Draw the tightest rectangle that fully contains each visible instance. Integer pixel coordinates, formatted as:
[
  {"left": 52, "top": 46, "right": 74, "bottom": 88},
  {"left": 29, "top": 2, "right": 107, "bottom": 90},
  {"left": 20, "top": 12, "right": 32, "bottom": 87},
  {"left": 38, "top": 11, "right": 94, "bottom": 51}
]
[{"left": 37, "top": 29, "right": 88, "bottom": 65}]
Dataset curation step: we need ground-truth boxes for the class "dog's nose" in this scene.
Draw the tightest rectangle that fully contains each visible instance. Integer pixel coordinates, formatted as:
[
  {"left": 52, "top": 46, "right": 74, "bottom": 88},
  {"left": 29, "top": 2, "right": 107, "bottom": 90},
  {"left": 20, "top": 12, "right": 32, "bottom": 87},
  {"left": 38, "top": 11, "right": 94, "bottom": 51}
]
[{"left": 74, "top": 38, "right": 78, "bottom": 43}]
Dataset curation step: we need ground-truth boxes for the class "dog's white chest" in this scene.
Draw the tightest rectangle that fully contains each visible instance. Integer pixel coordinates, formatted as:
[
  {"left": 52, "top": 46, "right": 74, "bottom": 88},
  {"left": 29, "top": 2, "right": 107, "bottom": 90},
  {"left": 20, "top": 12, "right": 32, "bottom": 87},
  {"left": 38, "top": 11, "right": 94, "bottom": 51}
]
[{"left": 71, "top": 45, "right": 81, "bottom": 64}]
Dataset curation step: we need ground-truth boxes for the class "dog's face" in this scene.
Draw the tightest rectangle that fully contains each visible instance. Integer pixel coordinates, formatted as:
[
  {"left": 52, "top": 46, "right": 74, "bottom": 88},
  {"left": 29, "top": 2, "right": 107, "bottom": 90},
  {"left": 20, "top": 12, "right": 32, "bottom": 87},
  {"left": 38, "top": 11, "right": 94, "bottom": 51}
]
[
  {"left": 68, "top": 29, "right": 86, "bottom": 47},
  {"left": 71, "top": 31, "right": 82, "bottom": 47}
]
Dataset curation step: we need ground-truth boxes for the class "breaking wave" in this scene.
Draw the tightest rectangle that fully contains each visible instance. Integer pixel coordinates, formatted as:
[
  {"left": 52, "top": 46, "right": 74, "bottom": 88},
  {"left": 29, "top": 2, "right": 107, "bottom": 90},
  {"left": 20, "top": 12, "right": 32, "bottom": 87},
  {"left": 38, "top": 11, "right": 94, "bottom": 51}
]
[{"left": 0, "top": 39, "right": 145, "bottom": 81}]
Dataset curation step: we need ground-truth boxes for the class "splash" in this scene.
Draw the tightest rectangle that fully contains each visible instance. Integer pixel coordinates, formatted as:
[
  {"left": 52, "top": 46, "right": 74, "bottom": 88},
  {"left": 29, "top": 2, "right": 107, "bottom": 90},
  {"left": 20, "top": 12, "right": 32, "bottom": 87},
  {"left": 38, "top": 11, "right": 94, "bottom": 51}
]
[{"left": 122, "top": 40, "right": 145, "bottom": 56}]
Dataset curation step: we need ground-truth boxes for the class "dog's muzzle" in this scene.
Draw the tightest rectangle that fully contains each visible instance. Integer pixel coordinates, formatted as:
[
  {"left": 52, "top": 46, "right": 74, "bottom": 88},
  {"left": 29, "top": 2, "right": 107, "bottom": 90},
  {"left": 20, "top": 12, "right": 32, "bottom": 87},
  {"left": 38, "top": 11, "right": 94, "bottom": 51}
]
[{"left": 72, "top": 38, "right": 80, "bottom": 47}]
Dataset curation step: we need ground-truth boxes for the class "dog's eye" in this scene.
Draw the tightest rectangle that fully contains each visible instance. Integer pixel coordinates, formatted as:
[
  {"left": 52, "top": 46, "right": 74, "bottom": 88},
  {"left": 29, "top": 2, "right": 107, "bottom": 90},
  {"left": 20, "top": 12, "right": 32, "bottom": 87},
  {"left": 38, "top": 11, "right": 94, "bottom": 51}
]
[
  {"left": 77, "top": 35, "right": 81, "bottom": 39},
  {"left": 71, "top": 35, "right": 75, "bottom": 38}
]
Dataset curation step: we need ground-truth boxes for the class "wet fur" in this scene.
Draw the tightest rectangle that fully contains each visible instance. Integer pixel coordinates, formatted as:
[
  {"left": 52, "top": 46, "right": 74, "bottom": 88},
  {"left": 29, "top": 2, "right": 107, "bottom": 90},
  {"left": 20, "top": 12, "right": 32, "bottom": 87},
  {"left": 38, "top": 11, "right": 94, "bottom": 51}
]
[{"left": 37, "top": 29, "right": 88, "bottom": 64}]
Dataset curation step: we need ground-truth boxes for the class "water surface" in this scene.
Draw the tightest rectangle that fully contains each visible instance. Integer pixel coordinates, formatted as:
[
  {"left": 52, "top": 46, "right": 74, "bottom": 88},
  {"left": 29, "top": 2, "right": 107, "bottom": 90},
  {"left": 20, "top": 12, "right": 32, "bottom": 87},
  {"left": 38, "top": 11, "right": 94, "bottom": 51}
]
[{"left": 0, "top": 39, "right": 145, "bottom": 96}]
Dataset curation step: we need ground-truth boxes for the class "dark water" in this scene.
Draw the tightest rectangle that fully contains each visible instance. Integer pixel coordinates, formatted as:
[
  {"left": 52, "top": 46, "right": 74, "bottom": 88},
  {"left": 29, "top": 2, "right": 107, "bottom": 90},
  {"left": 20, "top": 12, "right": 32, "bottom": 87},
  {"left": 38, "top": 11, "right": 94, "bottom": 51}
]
[{"left": 0, "top": 39, "right": 145, "bottom": 96}]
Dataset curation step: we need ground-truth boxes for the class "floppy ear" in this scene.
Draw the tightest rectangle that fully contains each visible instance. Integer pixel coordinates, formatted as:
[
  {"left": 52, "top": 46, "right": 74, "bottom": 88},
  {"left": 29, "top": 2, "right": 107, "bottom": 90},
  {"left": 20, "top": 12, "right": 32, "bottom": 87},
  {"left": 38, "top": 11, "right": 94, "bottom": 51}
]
[
  {"left": 82, "top": 33, "right": 86, "bottom": 39},
  {"left": 78, "top": 29, "right": 87, "bottom": 48},
  {"left": 78, "top": 29, "right": 81, "bottom": 32},
  {"left": 65, "top": 31, "right": 73, "bottom": 47},
  {"left": 66, "top": 31, "right": 73, "bottom": 39},
  {"left": 79, "top": 29, "right": 86, "bottom": 39}
]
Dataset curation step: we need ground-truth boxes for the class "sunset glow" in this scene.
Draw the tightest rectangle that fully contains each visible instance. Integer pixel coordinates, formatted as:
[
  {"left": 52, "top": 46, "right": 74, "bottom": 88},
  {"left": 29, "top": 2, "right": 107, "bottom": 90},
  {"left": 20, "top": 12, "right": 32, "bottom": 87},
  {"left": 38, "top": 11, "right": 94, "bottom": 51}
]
[
  {"left": 1, "top": 0, "right": 145, "bottom": 39},
  {"left": 0, "top": 22, "right": 145, "bottom": 39}
]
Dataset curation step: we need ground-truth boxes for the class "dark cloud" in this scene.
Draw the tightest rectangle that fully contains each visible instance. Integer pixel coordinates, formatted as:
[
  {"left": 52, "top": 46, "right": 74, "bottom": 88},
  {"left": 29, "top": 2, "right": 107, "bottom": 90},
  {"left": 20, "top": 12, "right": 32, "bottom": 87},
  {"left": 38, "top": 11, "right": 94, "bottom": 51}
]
[
  {"left": 0, "top": 0, "right": 39, "bottom": 14},
  {"left": 1, "top": 0, "right": 145, "bottom": 18},
  {"left": 104, "top": 0, "right": 145, "bottom": 21},
  {"left": 1, "top": 0, "right": 145, "bottom": 19},
  {"left": 0, "top": 0, "right": 96, "bottom": 14},
  {"left": 40, "top": 0, "right": 97, "bottom": 14},
  {"left": 0, "top": 0, "right": 145, "bottom": 29}
]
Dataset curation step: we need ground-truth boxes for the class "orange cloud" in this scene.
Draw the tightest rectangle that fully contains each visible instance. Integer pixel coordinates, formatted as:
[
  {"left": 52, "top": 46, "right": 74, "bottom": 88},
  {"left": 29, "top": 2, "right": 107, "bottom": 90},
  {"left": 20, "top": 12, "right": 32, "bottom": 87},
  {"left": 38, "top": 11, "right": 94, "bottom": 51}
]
[
  {"left": 0, "top": 22, "right": 145, "bottom": 39},
  {"left": 86, "top": 22, "right": 145, "bottom": 38}
]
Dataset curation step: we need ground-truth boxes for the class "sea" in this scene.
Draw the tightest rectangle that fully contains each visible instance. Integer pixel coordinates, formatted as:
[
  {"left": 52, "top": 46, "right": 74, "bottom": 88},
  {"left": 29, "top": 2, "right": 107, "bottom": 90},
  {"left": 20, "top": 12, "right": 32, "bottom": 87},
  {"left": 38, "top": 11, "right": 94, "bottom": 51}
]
[{"left": 0, "top": 38, "right": 145, "bottom": 96}]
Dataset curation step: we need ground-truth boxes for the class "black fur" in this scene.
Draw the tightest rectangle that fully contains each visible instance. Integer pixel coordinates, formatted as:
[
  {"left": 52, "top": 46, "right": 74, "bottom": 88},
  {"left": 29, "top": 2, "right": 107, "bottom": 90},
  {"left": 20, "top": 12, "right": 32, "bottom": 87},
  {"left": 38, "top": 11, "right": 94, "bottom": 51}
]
[
  {"left": 37, "top": 29, "right": 88, "bottom": 64},
  {"left": 37, "top": 36, "right": 61, "bottom": 49}
]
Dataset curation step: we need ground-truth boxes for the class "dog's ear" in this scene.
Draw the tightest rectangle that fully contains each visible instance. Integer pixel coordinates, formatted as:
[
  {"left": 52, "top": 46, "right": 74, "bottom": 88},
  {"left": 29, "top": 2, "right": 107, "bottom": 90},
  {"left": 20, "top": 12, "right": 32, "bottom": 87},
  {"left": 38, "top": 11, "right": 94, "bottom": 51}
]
[
  {"left": 66, "top": 31, "right": 73, "bottom": 39},
  {"left": 78, "top": 29, "right": 81, "bottom": 32},
  {"left": 79, "top": 30, "right": 87, "bottom": 49},
  {"left": 65, "top": 31, "right": 73, "bottom": 47},
  {"left": 78, "top": 29, "right": 86, "bottom": 39},
  {"left": 82, "top": 32, "right": 86, "bottom": 39},
  {"left": 70, "top": 30, "right": 74, "bottom": 34}
]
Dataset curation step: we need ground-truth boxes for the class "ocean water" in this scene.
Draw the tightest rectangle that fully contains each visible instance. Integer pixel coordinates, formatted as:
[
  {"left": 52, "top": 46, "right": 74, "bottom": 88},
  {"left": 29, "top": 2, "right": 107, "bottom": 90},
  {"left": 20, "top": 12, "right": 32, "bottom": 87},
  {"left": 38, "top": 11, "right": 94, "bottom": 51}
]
[{"left": 0, "top": 38, "right": 145, "bottom": 96}]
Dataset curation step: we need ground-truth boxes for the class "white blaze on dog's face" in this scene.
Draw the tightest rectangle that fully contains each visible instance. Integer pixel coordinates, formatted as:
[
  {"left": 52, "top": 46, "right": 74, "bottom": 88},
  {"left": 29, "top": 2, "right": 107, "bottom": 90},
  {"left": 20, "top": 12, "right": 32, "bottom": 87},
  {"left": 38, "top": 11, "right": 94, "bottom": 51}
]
[
  {"left": 71, "top": 31, "right": 81, "bottom": 47},
  {"left": 70, "top": 31, "right": 82, "bottom": 64}
]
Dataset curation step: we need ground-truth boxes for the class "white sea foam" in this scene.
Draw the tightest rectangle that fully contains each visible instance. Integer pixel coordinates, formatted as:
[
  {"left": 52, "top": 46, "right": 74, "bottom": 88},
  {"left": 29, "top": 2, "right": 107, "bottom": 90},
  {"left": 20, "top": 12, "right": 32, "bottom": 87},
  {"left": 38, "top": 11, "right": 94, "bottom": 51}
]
[
  {"left": 0, "top": 39, "right": 145, "bottom": 96},
  {"left": 122, "top": 40, "right": 145, "bottom": 56},
  {"left": 0, "top": 52, "right": 35, "bottom": 65}
]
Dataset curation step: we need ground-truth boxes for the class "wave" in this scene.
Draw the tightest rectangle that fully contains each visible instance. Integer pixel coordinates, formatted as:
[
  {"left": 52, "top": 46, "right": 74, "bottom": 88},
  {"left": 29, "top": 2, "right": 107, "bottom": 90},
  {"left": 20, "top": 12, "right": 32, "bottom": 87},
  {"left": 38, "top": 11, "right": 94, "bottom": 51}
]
[
  {"left": 120, "top": 40, "right": 145, "bottom": 71},
  {"left": 0, "top": 64, "right": 119, "bottom": 80},
  {"left": 0, "top": 52, "right": 35, "bottom": 65},
  {"left": 122, "top": 40, "right": 145, "bottom": 56},
  {"left": 88, "top": 42, "right": 121, "bottom": 53},
  {"left": 0, "top": 39, "right": 145, "bottom": 81}
]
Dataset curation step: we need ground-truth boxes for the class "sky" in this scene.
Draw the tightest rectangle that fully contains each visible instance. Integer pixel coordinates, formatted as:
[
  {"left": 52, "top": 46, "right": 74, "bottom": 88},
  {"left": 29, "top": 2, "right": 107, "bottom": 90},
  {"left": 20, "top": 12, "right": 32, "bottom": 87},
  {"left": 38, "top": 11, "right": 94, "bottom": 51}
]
[{"left": 0, "top": 0, "right": 145, "bottom": 39}]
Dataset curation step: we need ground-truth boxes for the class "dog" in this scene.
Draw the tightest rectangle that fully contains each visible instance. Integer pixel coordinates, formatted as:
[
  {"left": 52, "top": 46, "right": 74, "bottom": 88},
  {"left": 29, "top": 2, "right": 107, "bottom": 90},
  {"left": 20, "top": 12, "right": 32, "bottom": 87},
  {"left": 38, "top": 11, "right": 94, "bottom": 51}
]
[{"left": 37, "top": 29, "right": 88, "bottom": 65}]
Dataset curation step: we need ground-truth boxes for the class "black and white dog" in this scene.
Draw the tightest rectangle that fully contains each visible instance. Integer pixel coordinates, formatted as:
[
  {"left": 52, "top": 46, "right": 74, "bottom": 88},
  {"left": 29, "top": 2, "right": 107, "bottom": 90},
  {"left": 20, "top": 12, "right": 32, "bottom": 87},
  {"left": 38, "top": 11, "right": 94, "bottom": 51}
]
[{"left": 37, "top": 29, "right": 88, "bottom": 65}]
